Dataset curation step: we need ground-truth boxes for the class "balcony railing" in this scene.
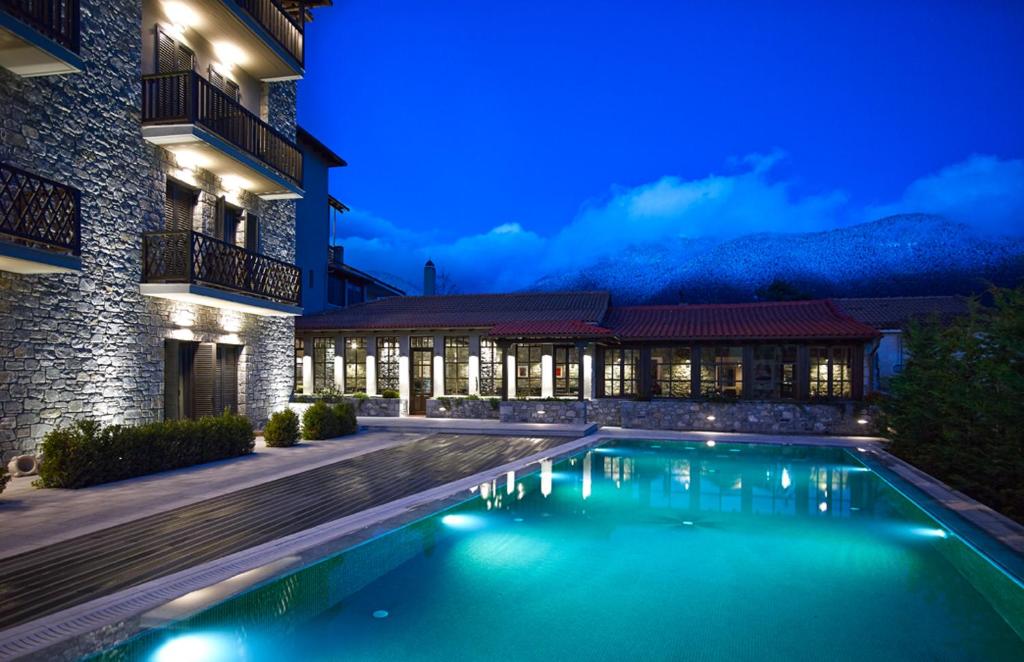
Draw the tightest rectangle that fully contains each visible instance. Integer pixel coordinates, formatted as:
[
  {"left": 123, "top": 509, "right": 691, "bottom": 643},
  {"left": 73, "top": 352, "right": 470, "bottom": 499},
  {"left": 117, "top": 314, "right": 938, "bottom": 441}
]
[
  {"left": 235, "top": 0, "right": 303, "bottom": 67},
  {"left": 0, "top": 0, "right": 80, "bottom": 53},
  {"left": 0, "top": 161, "right": 80, "bottom": 255},
  {"left": 141, "top": 71, "right": 303, "bottom": 187},
  {"left": 143, "top": 230, "right": 301, "bottom": 305}
]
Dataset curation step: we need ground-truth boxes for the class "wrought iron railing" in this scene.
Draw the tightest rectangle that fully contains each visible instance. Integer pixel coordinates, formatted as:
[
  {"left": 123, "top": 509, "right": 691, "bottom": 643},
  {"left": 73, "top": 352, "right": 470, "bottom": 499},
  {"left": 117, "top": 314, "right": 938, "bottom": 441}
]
[
  {"left": 0, "top": 162, "right": 80, "bottom": 255},
  {"left": 0, "top": 0, "right": 80, "bottom": 53},
  {"left": 143, "top": 230, "right": 301, "bottom": 305},
  {"left": 234, "top": 0, "right": 303, "bottom": 67},
  {"left": 141, "top": 71, "right": 303, "bottom": 187}
]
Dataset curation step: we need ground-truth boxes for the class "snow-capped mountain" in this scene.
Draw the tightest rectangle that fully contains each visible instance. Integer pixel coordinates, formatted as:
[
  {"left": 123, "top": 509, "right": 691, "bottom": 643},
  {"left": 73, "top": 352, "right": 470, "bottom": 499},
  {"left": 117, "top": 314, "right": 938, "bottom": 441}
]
[{"left": 529, "top": 214, "right": 1024, "bottom": 303}]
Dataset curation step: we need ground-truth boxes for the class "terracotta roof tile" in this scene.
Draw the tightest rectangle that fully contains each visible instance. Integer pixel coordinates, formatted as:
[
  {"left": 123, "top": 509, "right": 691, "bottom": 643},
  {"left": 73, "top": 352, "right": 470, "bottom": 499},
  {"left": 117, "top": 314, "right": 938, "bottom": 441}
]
[
  {"left": 488, "top": 320, "right": 615, "bottom": 339},
  {"left": 605, "top": 300, "right": 879, "bottom": 341},
  {"left": 832, "top": 296, "right": 968, "bottom": 329}
]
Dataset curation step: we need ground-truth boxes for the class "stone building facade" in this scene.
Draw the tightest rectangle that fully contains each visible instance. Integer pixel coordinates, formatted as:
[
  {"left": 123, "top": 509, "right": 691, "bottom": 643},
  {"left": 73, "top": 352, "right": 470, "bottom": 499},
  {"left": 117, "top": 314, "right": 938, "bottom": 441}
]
[{"left": 0, "top": 0, "right": 317, "bottom": 460}]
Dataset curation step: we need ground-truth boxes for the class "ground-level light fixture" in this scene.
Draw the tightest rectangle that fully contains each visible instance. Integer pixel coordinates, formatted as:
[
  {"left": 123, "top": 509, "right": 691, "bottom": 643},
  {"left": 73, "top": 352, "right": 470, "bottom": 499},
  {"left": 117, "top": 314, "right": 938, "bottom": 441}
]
[
  {"left": 706, "top": 415, "right": 716, "bottom": 421},
  {"left": 857, "top": 418, "right": 869, "bottom": 425}
]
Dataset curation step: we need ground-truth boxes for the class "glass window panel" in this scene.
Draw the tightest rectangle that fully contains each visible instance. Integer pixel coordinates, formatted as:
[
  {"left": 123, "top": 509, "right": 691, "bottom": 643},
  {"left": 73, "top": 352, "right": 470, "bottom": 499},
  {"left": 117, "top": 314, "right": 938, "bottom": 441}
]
[
  {"left": 376, "top": 337, "right": 400, "bottom": 392},
  {"left": 344, "top": 338, "right": 367, "bottom": 393},
  {"left": 553, "top": 346, "right": 580, "bottom": 397},
  {"left": 652, "top": 346, "right": 691, "bottom": 398},
  {"left": 312, "top": 337, "right": 332, "bottom": 393},
  {"left": 700, "top": 346, "right": 743, "bottom": 397},
  {"left": 444, "top": 336, "right": 470, "bottom": 395},
  {"left": 515, "top": 344, "right": 543, "bottom": 397},
  {"left": 480, "top": 339, "right": 504, "bottom": 396}
]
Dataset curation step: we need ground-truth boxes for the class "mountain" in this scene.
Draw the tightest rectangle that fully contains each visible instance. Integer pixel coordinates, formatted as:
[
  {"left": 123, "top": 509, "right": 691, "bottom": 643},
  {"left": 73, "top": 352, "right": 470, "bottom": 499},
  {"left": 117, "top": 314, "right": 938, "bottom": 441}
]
[{"left": 529, "top": 214, "right": 1024, "bottom": 303}]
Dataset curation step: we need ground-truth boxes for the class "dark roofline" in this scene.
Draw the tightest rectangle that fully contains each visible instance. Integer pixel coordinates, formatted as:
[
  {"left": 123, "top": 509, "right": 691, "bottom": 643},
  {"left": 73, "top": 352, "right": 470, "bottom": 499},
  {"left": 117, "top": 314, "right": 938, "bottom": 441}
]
[
  {"left": 329, "top": 262, "right": 405, "bottom": 296},
  {"left": 296, "top": 126, "right": 347, "bottom": 168}
]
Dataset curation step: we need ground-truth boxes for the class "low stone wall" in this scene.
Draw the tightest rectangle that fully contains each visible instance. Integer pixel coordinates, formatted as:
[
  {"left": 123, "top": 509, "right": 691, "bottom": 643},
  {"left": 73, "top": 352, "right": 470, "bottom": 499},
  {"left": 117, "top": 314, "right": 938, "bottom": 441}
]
[
  {"left": 500, "top": 400, "right": 588, "bottom": 424},
  {"left": 496, "top": 398, "right": 878, "bottom": 435},
  {"left": 287, "top": 397, "right": 404, "bottom": 419},
  {"left": 427, "top": 398, "right": 500, "bottom": 419}
]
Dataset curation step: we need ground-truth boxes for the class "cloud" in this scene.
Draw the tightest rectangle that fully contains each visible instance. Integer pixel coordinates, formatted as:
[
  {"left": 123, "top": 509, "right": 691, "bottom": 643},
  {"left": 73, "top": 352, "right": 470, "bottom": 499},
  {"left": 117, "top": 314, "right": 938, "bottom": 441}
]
[
  {"left": 867, "top": 155, "right": 1024, "bottom": 235},
  {"left": 336, "top": 153, "right": 1024, "bottom": 293}
]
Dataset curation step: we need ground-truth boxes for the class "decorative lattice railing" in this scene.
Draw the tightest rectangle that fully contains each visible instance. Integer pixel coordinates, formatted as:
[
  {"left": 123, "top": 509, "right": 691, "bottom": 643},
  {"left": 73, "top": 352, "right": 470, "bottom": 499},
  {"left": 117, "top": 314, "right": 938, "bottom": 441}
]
[{"left": 0, "top": 162, "right": 80, "bottom": 255}]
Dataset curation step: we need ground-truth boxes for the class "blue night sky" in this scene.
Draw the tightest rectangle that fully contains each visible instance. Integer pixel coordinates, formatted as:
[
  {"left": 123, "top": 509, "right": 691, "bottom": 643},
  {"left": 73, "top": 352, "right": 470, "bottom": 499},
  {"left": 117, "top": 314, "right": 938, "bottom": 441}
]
[{"left": 298, "top": 0, "right": 1024, "bottom": 293}]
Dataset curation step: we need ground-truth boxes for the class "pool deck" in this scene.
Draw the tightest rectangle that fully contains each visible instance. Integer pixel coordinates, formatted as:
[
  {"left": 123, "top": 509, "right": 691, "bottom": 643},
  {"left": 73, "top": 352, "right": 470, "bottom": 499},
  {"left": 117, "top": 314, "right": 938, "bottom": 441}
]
[{"left": 0, "top": 421, "right": 1019, "bottom": 661}]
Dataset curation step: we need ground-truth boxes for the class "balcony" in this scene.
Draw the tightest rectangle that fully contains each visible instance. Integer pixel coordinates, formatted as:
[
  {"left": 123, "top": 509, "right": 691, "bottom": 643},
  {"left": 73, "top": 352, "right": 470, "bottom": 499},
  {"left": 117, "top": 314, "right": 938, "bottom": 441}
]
[
  {"left": 0, "top": 0, "right": 83, "bottom": 75},
  {"left": 153, "top": 0, "right": 303, "bottom": 80},
  {"left": 142, "top": 71, "right": 304, "bottom": 199},
  {"left": 0, "top": 162, "right": 81, "bottom": 273},
  {"left": 141, "top": 230, "right": 302, "bottom": 316}
]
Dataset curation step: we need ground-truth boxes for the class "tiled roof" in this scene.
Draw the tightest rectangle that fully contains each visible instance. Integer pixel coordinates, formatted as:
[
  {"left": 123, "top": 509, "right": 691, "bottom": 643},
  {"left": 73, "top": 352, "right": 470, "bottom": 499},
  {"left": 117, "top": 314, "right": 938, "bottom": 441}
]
[
  {"left": 296, "top": 291, "right": 611, "bottom": 331},
  {"left": 832, "top": 296, "right": 969, "bottom": 329},
  {"left": 488, "top": 320, "right": 615, "bottom": 339},
  {"left": 604, "top": 300, "right": 879, "bottom": 341}
]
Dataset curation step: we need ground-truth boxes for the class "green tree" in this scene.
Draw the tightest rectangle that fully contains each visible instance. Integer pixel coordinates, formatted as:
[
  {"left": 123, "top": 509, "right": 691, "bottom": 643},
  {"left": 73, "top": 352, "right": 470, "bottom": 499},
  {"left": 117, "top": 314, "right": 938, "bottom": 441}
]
[
  {"left": 883, "top": 286, "right": 1024, "bottom": 523},
  {"left": 754, "top": 278, "right": 811, "bottom": 301}
]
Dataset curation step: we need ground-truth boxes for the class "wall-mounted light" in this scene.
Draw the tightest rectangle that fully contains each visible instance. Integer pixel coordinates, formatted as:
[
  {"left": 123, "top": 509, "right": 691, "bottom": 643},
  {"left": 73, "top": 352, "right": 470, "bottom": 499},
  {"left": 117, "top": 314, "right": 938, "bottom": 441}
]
[
  {"left": 221, "top": 174, "right": 251, "bottom": 193},
  {"left": 163, "top": 2, "right": 198, "bottom": 35},
  {"left": 213, "top": 41, "right": 247, "bottom": 71},
  {"left": 856, "top": 418, "right": 869, "bottom": 425},
  {"left": 174, "top": 149, "right": 207, "bottom": 171}
]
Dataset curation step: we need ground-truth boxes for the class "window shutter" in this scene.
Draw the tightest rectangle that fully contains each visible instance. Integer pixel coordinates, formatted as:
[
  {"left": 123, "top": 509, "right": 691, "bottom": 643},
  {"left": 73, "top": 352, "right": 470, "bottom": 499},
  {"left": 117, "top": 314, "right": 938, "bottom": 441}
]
[
  {"left": 155, "top": 26, "right": 194, "bottom": 73},
  {"left": 191, "top": 342, "right": 216, "bottom": 418},
  {"left": 207, "top": 65, "right": 241, "bottom": 102},
  {"left": 216, "top": 345, "right": 240, "bottom": 415},
  {"left": 214, "top": 196, "right": 226, "bottom": 240},
  {"left": 165, "top": 180, "right": 196, "bottom": 232},
  {"left": 245, "top": 213, "right": 259, "bottom": 252},
  {"left": 164, "top": 340, "right": 180, "bottom": 420}
]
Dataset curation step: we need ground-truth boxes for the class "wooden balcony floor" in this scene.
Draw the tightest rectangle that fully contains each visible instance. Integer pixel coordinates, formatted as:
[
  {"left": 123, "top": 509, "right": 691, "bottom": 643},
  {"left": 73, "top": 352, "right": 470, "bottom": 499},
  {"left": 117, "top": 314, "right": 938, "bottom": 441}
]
[{"left": 0, "top": 433, "right": 564, "bottom": 631}]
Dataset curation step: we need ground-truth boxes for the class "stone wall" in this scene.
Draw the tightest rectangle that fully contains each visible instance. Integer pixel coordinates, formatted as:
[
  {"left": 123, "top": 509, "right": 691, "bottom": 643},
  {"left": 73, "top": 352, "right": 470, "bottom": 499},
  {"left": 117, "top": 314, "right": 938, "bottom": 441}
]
[
  {"left": 427, "top": 397, "right": 500, "bottom": 419},
  {"left": 287, "top": 397, "right": 402, "bottom": 420},
  {"left": 495, "top": 398, "right": 879, "bottom": 435},
  {"left": 499, "top": 400, "right": 588, "bottom": 424},
  {"left": 0, "top": 0, "right": 298, "bottom": 460}
]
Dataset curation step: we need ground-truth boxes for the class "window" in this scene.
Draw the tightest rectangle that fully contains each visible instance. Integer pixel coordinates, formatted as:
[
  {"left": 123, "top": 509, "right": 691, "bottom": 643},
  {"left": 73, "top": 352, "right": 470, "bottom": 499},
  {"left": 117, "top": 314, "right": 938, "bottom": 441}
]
[
  {"left": 515, "top": 344, "right": 543, "bottom": 397},
  {"left": 700, "top": 346, "right": 743, "bottom": 397},
  {"left": 155, "top": 26, "right": 195, "bottom": 73},
  {"left": 164, "top": 179, "right": 197, "bottom": 232},
  {"left": 553, "top": 346, "right": 580, "bottom": 397},
  {"left": 294, "top": 337, "right": 304, "bottom": 394},
  {"left": 603, "top": 348, "right": 639, "bottom": 397},
  {"left": 810, "top": 346, "right": 854, "bottom": 399},
  {"left": 411, "top": 336, "right": 433, "bottom": 350},
  {"left": 312, "top": 337, "right": 333, "bottom": 393},
  {"left": 215, "top": 197, "right": 243, "bottom": 244},
  {"left": 377, "top": 336, "right": 400, "bottom": 392},
  {"left": 479, "top": 339, "right": 504, "bottom": 396},
  {"left": 164, "top": 340, "right": 239, "bottom": 420},
  {"left": 244, "top": 213, "right": 260, "bottom": 253},
  {"left": 208, "top": 65, "right": 240, "bottom": 102},
  {"left": 651, "top": 347, "right": 691, "bottom": 397},
  {"left": 345, "top": 338, "right": 367, "bottom": 393},
  {"left": 444, "top": 336, "right": 470, "bottom": 395},
  {"left": 751, "top": 345, "right": 797, "bottom": 399}
]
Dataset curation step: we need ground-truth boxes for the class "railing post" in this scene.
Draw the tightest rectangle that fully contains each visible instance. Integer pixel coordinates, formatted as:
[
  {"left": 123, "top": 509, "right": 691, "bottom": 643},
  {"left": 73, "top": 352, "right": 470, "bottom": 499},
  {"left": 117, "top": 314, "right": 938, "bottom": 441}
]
[{"left": 187, "top": 231, "right": 196, "bottom": 283}]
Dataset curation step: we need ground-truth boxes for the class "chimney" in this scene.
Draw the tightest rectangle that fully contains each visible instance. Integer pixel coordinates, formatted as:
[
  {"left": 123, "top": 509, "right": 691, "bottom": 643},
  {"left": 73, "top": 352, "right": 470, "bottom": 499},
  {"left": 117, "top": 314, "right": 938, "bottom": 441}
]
[{"left": 423, "top": 259, "right": 436, "bottom": 296}]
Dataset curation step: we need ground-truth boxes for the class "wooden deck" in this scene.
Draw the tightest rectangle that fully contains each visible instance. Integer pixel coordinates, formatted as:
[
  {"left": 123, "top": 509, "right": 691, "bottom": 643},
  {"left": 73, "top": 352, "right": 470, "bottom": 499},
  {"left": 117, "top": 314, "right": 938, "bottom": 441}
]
[{"left": 0, "top": 433, "right": 562, "bottom": 630}]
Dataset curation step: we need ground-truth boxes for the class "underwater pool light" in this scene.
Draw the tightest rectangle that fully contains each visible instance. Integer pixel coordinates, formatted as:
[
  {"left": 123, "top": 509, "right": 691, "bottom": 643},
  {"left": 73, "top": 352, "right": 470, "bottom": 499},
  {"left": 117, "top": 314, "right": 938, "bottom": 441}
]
[
  {"left": 913, "top": 527, "right": 949, "bottom": 539},
  {"left": 705, "top": 440, "right": 716, "bottom": 448},
  {"left": 373, "top": 610, "right": 389, "bottom": 619},
  {"left": 441, "top": 513, "right": 486, "bottom": 531},
  {"left": 154, "top": 633, "right": 232, "bottom": 662}
]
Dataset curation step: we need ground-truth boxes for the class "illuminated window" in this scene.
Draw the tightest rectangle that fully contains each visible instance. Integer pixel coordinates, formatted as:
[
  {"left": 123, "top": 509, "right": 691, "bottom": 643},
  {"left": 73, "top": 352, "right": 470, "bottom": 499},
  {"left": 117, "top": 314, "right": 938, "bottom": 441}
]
[
  {"left": 651, "top": 347, "right": 691, "bottom": 397},
  {"left": 444, "top": 336, "right": 470, "bottom": 395},
  {"left": 751, "top": 345, "right": 797, "bottom": 399},
  {"left": 312, "top": 337, "right": 332, "bottom": 393},
  {"left": 553, "top": 346, "right": 580, "bottom": 397},
  {"left": 700, "top": 346, "right": 743, "bottom": 397},
  {"left": 344, "top": 338, "right": 366, "bottom": 393},
  {"left": 603, "top": 348, "right": 639, "bottom": 397},
  {"left": 377, "top": 337, "right": 400, "bottom": 392},
  {"left": 810, "top": 346, "right": 854, "bottom": 398},
  {"left": 293, "top": 337, "right": 304, "bottom": 394},
  {"left": 479, "top": 339, "right": 504, "bottom": 396},
  {"left": 515, "top": 344, "right": 543, "bottom": 397}
]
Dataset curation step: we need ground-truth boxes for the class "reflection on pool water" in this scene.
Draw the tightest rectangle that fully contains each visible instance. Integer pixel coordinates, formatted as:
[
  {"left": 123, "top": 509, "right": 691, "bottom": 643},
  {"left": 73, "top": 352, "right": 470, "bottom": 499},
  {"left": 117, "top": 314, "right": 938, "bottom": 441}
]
[{"left": 96, "top": 441, "right": 1024, "bottom": 661}]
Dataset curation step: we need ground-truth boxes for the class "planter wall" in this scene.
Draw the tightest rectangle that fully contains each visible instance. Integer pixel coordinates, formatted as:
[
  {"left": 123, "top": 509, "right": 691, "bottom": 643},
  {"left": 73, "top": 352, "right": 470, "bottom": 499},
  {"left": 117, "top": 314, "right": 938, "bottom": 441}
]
[
  {"left": 499, "top": 400, "right": 588, "bottom": 424},
  {"left": 427, "top": 398, "right": 500, "bottom": 419},
  {"left": 288, "top": 397, "right": 403, "bottom": 418}
]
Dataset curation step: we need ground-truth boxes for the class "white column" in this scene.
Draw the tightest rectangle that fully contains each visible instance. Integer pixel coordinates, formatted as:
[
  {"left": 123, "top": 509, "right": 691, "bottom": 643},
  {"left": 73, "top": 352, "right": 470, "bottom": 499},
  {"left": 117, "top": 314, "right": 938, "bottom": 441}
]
[
  {"left": 398, "top": 335, "right": 411, "bottom": 405},
  {"left": 584, "top": 343, "right": 595, "bottom": 400},
  {"left": 365, "top": 336, "right": 377, "bottom": 396},
  {"left": 468, "top": 334, "right": 481, "bottom": 396},
  {"left": 301, "top": 336, "right": 314, "bottom": 395},
  {"left": 506, "top": 349, "right": 517, "bottom": 399},
  {"left": 541, "top": 344, "right": 554, "bottom": 399},
  {"left": 334, "top": 335, "right": 345, "bottom": 393},
  {"left": 433, "top": 334, "right": 445, "bottom": 398}
]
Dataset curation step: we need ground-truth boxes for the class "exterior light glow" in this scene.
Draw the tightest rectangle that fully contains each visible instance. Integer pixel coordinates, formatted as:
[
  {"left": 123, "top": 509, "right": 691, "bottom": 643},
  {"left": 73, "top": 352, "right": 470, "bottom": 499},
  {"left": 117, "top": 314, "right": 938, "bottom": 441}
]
[
  {"left": 221, "top": 174, "right": 251, "bottom": 192},
  {"left": 857, "top": 418, "right": 869, "bottom": 425},
  {"left": 705, "top": 440, "right": 716, "bottom": 448},
  {"left": 154, "top": 633, "right": 231, "bottom": 662},
  {"left": 440, "top": 513, "right": 484, "bottom": 530},
  {"left": 213, "top": 41, "right": 247, "bottom": 69},
  {"left": 536, "top": 409, "right": 546, "bottom": 415},
  {"left": 162, "top": 2, "right": 198, "bottom": 33},
  {"left": 818, "top": 501, "right": 828, "bottom": 513},
  {"left": 173, "top": 149, "right": 207, "bottom": 170},
  {"left": 706, "top": 415, "right": 716, "bottom": 421},
  {"left": 913, "top": 527, "right": 949, "bottom": 539},
  {"left": 780, "top": 468, "right": 791, "bottom": 490}
]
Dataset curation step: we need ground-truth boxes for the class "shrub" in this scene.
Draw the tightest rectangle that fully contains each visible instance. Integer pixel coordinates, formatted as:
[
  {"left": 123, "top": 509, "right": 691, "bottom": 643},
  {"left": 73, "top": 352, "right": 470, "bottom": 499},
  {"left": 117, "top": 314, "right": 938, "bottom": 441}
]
[
  {"left": 0, "top": 460, "right": 9, "bottom": 496},
  {"left": 381, "top": 388, "right": 400, "bottom": 399},
  {"left": 264, "top": 409, "right": 300, "bottom": 447},
  {"left": 36, "top": 413, "right": 254, "bottom": 489},
  {"left": 332, "top": 402, "right": 358, "bottom": 435},
  {"left": 488, "top": 398, "right": 501, "bottom": 411},
  {"left": 466, "top": 394, "right": 480, "bottom": 401},
  {"left": 351, "top": 392, "right": 369, "bottom": 399},
  {"left": 302, "top": 400, "right": 339, "bottom": 440}
]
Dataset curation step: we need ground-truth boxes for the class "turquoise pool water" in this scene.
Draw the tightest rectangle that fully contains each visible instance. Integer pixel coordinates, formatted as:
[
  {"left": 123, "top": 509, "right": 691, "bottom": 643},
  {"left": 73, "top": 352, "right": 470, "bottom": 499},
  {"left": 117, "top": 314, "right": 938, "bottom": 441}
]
[{"left": 97, "top": 441, "right": 1024, "bottom": 661}]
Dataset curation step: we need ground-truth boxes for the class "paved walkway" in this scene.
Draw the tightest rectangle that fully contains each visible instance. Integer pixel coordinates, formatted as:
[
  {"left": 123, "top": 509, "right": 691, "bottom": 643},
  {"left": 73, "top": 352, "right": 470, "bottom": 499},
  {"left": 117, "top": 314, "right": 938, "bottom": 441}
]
[
  {"left": 0, "top": 431, "right": 425, "bottom": 558},
  {"left": 0, "top": 432, "right": 563, "bottom": 631},
  {"left": 358, "top": 416, "right": 597, "bottom": 437}
]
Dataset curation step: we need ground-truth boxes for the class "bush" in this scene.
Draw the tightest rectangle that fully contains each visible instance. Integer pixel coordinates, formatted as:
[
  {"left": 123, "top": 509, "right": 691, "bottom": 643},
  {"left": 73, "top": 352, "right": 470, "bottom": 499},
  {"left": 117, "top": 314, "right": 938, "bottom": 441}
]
[
  {"left": 264, "top": 409, "right": 300, "bottom": 447},
  {"left": 0, "top": 460, "right": 9, "bottom": 496},
  {"left": 884, "top": 286, "right": 1024, "bottom": 524},
  {"left": 351, "top": 392, "right": 369, "bottom": 399},
  {"left": 36, "top": 413, "right": 254, "bottom": 489},
  {"left": 333, "top": 402, "right": 358, "bottom": 435},
  {"left": 381, "top": 388, "right": 400, "bottom": 399}
]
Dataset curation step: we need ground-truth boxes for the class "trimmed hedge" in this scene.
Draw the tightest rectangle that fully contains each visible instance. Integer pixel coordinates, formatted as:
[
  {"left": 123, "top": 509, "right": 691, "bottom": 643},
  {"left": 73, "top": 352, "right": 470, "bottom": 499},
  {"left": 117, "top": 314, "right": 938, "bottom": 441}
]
[
  {"left": 37, "top": 413, "right": 255, "bottom": 489},
  {"left": 301, "top": 401, "right": 358, "bottom": 440},
  {"left": 381, "top": 388, "right": 400, "bottom": 399},
  {"left": 264, "top": 409, "right": 300, "bottom": 447}
]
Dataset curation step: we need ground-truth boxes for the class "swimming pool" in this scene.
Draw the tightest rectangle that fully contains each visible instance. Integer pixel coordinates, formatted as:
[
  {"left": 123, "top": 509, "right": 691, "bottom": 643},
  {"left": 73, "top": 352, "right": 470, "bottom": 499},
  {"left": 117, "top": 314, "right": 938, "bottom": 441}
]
[{"left": 95, "top": 440, "right": 1024, "bottom": 661}]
